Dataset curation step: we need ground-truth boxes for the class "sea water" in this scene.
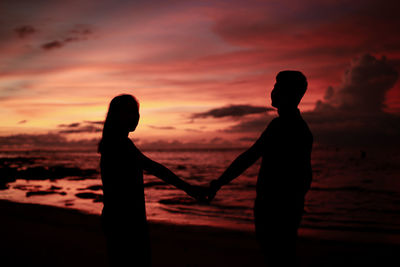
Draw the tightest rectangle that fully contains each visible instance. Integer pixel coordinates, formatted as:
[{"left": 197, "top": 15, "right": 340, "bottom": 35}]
[{"left": 0, "top": 146, "right": 399, "bottom": 242}]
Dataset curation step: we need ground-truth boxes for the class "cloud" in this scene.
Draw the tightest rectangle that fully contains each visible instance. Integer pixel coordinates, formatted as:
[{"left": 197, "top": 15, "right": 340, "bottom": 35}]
[
  {"left": 58, "top": 126, "right": 102, "bottom": 134},
  {"left": 219, "top": 54, "right": 400, "bottom": 146},
  {"left": 41, "top": 24, "right": 93, "bottom": 51},
  {"left": 313, "top": 54, "right": 398, "bottom": 113},
  {"left": 203, "top": 0, "right": 400, "bottom": 84},
  {"left": 69, "top": 24, "right": 93, "bottom": 36},
  {"left": 184, "top": 128, "right": 202, "bottom": 133},
  {"left": 211, "top": 1, "right": 400, "bottom": 52},
  {"left": 57, "top": 121, "right": 102, "bottom": 134},
  {"left": 42, "top": 41, "right": 64, "bottom": 50},
  {"left": 84, "top": 120, "right": 104, "bottom": 125},
  {"left": 222, "top": 114, "right": 272, "bottom": 133},
  {"left": 14, "top": 25, "right": 36, "bottom": 38},
  {"left": 0, "top": 133, "right": 99, "bottom": 150},
  {"left": 192, "top": 105, "right": 273, "bottom": 119},
  {"left": 137, "top": 138, "right": 241, "bottom": 150},
  {"left": 63, "top": 25, "right": 93, "bottom": 43},
  {"left": 18, "top": 120, "right": 27, "bottom": 124},
  {"left": 0, "top": 133, "right": 241, "bottom": 151},
  {"left": 148, "top": 125, "right": 176, "bottom": 130},
  {"left": 237, "top": 137, "right": 257, "bottom": 142},
  {"left": 304, "top": 54, "right": 400, "bottom": 145},
  {"left": 58, "top": 122, "right": 81, "bottom": 128}
]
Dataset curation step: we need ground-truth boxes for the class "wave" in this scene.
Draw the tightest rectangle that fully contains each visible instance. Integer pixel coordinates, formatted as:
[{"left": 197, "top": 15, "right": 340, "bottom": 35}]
[
  {"left": 75, "top": 192, "right": 103, "bottom": 203},
  {"left": 300, "top": 222, "right": 400, "bottom": 235},
  {"left": 0, "top": 156, "right": 98, "bottom": 189},
  {"left": 310, "top": 186, "right": 400, "bottom": 196}
]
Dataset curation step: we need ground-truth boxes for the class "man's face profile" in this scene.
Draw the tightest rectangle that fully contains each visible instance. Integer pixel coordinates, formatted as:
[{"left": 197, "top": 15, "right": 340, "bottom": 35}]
[{"left": 271, "top": 82, "right": 281, "bottom": 108}]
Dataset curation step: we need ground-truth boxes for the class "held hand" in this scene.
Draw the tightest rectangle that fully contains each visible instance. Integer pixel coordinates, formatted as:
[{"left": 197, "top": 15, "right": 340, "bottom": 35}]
[
  {"left": 207, "top": 179, "right": 221, "bottom": 202},
  {"left": 186, "top": 185, "right": 210, "bottom": 203}
]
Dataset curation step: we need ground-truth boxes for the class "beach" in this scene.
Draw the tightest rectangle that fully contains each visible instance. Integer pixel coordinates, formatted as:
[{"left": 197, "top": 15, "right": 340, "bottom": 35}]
[{"left": 1, "top": 200, "right": 398, "bottom": 267}]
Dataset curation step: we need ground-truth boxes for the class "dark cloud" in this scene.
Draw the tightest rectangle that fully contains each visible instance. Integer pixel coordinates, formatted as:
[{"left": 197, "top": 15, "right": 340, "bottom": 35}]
[
  {"left": 220, "top": 54, "right": 400, "bottom": 146},
  {"left": 14, "top": 25, "right": 36, "bottom": 38},
  {"left": 18, "top": 120, "right": 27, "bottom": 124},
  {"left": 69, "top": 24, "right": 93, "bottom": 36},
  {"left": 322, "top": 55, "right": 400, "bottom": 142},
  {"left": 42, "top": 41, "right": 64, "bottom": 50},
  {"left": 222, "top": 114, "right": 272, "bottom": 133},
  {"left": 192, "top": 105, "right": 272, "bottom": 119},
  {"left": 64, "top": 37, "right": 80, "bottom": 43},
  {"left": 57, "top": 121, "right": 102, "bottom": 134},
  {"left": 63, "top": 25, "right": 92, "bottom": 43},
  {"left": 313, "top": 54, "right": 398, "bottom": 113},
  {"left": 303, "top": 54, "right": 400, "bottom": 145},
  {"left": 58, "top": 126, "right": 102, "bottom": 134},
  {"left": 58, "top": 122, "right": 81, "bottom": 128},
  {"left": 237, "top": 137, "right": 257, "bottom": 142},
  {"left": 148, "top": 125, "right": 176, "bottom": 130},
  {"left": 41, "top": 24, "right": 93, "bottom": 51},
  {"left": 84, "top": 120, "right": 104, "bottom": 125}
]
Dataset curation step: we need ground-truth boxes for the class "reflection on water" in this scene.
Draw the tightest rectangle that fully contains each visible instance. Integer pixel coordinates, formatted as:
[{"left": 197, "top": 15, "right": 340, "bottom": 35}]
[{"left": 1, "top": 147, "right": 400, "bottom": 238}]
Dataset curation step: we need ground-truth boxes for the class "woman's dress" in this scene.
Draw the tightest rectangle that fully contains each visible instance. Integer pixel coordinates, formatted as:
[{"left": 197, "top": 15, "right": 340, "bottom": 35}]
[{"left": 100, "top": 137, "right": 150, "bottom": 266}]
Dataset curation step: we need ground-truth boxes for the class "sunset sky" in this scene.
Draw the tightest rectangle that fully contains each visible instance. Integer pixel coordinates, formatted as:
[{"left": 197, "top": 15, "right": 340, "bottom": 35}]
[{"left": 1, "top": 0, "right": 400, "bottom": 149}]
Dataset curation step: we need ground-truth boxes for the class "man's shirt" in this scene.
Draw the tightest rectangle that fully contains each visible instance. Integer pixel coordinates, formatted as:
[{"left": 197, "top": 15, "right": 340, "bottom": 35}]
[{"left": 255, "top": 109, "right": 313, "bottom": 208}]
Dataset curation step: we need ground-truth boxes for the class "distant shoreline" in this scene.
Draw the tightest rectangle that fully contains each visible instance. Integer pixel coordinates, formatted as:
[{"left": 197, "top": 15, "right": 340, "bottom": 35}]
[{"left": 0, "top": 147, "right": 249, "bottom": 153}]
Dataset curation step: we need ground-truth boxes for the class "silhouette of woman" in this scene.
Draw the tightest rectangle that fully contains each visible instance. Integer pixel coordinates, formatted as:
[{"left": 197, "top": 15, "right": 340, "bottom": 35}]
[{"left": 99, "top": 94, "right": 205, "bottom": 266}]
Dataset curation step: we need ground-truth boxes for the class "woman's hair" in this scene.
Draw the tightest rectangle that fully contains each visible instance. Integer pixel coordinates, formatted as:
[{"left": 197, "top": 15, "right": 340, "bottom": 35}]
[{"left": 98, "top": 94, "right": 139, "bottom": 153}]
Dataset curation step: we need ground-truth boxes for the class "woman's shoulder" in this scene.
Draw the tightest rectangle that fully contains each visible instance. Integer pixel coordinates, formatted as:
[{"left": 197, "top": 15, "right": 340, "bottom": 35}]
[{"left": 100, "top": 137, "right": 138, "bottom": 154}]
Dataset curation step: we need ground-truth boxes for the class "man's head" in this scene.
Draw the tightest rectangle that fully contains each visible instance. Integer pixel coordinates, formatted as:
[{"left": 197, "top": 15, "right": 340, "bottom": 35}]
[{"left": 271, "top": 70, "right": 308, "bottom": 109}]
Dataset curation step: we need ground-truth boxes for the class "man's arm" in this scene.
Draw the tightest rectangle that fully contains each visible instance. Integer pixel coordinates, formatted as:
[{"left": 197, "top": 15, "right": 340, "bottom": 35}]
[{"left": 209, "top": 135, "right": 265, "bottom": 199}]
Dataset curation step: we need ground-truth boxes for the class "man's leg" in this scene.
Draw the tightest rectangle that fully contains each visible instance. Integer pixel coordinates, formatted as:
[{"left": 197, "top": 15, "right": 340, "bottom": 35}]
[{"left": 254, "top": 203, "right": 302, "bottom": 266}]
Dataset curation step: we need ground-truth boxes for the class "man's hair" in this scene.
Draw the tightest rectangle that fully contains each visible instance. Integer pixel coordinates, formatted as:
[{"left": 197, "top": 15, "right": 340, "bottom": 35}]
[{"left": 276, "top": 70, "right": 308, "bottom": 104}]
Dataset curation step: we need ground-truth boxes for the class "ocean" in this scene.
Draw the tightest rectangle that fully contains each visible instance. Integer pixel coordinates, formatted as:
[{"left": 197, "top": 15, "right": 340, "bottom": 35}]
[{"left": 1, "top": 146, "right": 399, "bottom": 242}]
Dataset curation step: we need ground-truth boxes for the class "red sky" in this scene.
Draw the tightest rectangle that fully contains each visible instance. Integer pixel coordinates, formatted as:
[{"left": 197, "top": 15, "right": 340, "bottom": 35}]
[{"left": 1, "top": 0, "right": 400, "bottom": 149}]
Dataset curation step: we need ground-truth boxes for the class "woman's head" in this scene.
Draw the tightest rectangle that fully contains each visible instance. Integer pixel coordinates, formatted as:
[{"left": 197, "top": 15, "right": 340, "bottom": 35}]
[
  {"left": 99, "top": 94, "right": 140, "bottom": 153},
  {"left": 103, "top": 94, "right": 140, "bottom": 134}
]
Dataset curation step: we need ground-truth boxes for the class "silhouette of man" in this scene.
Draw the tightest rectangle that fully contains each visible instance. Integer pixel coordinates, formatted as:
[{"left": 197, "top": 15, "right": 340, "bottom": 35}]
[{"left": 208, "top": 71, "right": 313, "bottom": 266}]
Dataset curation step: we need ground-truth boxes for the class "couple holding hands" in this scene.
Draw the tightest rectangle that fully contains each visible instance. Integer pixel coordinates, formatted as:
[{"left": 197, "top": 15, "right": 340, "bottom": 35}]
[{"left": 99, "top": 71, "right": 313, "bottom": 266}]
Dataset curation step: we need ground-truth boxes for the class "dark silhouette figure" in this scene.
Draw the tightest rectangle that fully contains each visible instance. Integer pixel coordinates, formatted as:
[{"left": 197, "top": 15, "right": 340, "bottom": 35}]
[
  {"left": 208, "top": 71, "right": 313, "bottom": 266},
  {"left": 99, "top": 94, "right": 206, "bottom": 266}
]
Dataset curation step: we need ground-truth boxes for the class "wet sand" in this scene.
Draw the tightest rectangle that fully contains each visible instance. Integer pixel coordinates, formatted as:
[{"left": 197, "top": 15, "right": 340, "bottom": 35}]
[{"left": 0, "top": 200, "right": 398, "bottom": 266}]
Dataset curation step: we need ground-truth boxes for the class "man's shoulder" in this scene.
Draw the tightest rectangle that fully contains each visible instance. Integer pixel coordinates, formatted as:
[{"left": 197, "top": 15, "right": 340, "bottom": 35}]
[
  {"left": 257, "top": 117, "right": 280, "bottom": 140},
  {"left": 265, "top": 117, "right": 281, "bottom": 131}
]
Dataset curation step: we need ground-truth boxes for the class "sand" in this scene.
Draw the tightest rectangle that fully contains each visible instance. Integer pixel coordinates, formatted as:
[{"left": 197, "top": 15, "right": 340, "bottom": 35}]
[{"left": 0, "top": 200, "right": 398, "bottom": 267}]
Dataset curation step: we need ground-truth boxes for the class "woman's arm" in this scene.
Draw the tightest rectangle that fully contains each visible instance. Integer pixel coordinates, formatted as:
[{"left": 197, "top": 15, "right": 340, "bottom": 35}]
[{"left": 138, "top": 152, "right": 207, "bottom": 200}]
